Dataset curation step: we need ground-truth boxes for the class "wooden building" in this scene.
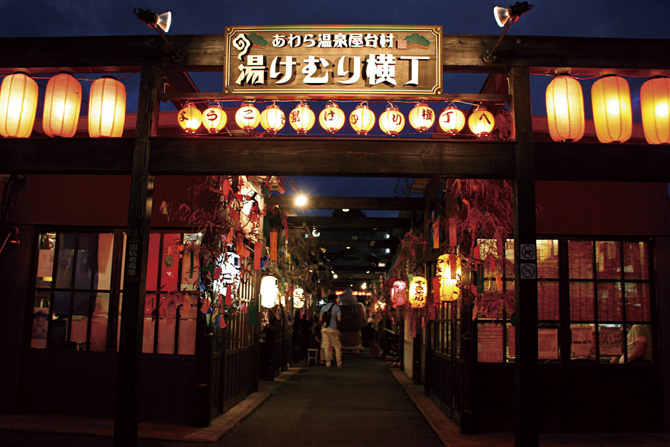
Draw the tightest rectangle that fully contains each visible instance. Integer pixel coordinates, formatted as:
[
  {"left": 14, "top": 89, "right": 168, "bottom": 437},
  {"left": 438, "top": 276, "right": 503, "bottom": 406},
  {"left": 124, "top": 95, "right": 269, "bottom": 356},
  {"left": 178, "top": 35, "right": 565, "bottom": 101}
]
[{"left": 1, "top": 26, "right": 670, "bottom": 447}]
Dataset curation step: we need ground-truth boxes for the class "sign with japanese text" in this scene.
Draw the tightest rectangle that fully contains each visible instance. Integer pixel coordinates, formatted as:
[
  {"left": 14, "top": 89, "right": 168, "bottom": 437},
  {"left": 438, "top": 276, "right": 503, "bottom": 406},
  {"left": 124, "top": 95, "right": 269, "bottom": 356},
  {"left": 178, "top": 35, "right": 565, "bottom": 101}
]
[{"left": 224, "top": 25, "right": 442, "bottom": 97}]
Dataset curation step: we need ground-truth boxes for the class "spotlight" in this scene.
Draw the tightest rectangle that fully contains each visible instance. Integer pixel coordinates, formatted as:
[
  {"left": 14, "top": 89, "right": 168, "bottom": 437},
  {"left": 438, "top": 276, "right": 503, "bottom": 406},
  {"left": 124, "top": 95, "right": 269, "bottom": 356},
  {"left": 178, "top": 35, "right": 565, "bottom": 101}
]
[
  {"left": 134, "top": 8, "right": 172, "bottom": 32},
  {"left": 484, "top": 2, "right": 534, "bottom": 63}
]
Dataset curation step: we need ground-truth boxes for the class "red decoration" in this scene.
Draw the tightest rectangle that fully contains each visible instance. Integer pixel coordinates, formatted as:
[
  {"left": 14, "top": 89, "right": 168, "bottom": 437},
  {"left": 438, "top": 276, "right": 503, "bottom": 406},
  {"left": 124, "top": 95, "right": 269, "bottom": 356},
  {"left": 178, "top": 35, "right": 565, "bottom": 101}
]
[{"left": 254, "top": 241, "right": 262, "bottom": 270}]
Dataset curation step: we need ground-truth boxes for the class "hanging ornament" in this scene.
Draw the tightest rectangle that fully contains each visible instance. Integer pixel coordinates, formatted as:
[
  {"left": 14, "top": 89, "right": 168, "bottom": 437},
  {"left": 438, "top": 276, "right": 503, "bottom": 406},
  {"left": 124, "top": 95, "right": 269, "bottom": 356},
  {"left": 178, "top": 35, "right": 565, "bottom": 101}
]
[
  {"left": 177, "top": 102, "right": 202, "bottom": 134},
  {"left": 438, "top": 104, "right": 466, "bottom": 135},
  {"left": 409, "top": 276, "right": 428, "bottom": 308},
  {"left": 408, "top": 102, "right": 435, "bottom": 133},
  {"left": 468, "top": 105, "right": 495, "bottom": 137},
  {"left": 545, "top": 75, "right": 585, "bottom": 142},
  {"left": 259, "top": 102, "right": 285, "bottom": 135},
  {"left": 235, "top": 102, "right": 261, "bottom": 133},
  {"left": 289, "top": 101, "right": 315, "bottom": 134},
  {"left": 640, "top": 76, "right": 670, "bottom": 145},
  {"left": 350, "top": 102, "right": 375, "bottom": 135},
  {"left": 202, "top": 104, "right": 227, "bottom": 134},
  {"left": 591, "top": 75, "right": 632, "bottom": 143},
  {"left": 43, "top": 73, "right": 82, "bottom": 138},
  {"left": 88, "top": 76, "right": 126, "bottom": 138},
  {"left": 0, "top": 73, "right": 38, "bottom": 138}
]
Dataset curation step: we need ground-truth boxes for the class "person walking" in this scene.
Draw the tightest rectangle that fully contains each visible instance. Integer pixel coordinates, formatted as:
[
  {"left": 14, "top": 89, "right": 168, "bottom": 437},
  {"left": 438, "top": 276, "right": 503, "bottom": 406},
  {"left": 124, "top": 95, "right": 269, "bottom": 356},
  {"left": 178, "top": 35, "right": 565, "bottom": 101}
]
[{"left": 320, "top": 294, "right": 343, "bottom": 367}]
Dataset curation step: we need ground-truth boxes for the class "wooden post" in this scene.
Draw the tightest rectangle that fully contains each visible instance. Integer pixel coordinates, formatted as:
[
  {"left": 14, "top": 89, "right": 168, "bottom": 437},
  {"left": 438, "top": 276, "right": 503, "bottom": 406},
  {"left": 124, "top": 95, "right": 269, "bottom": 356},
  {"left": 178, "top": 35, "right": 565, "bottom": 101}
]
[
  {"left": 510, "top": 65, "right": 539, "bottom": 447},
  {"left": 113, "top": 64, "right": 161, "bottom": 447}
]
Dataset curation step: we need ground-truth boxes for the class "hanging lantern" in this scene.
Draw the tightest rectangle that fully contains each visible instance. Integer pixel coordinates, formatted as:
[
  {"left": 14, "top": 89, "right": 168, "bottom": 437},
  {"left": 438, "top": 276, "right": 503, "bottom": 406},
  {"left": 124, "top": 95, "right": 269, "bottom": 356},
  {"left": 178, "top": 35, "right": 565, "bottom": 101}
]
[
  {"left": 88, "top": 76, "right": 126, "bottom": 138},
  {"left": 591, "top": 75, "right": 632, "bottom": 143},
  {"left": 438, "top": 104, "right": 466, "bottom": 135},
  {"left": 408, "top": 102, "right": 435, "bottom": 132},
  {"left": 436, "top": 254, "right": 461, "bottom": 302},
  {"left": 43, "top": 73, "right": 82, "bottom": 138},
  {"left": 202, "top": 104, "right": 227, "bottom": 134},
  {"left": 235, "top": 103, "right": 261, "bottom": 133},
  {"left": 178, "top": 103, "right": 202, "bottom": 134},
  {"left": 468, "top": 106, "right": 495, "bottom": 137},
  {"left": 641, "top": 76, "right": 670, "bottom": 145},
  {"left": 378, "top": 104, "right": 405, "bottom": 136},
  {"left": 0, "top": 73, "right": 38, "bottom": 138},
  {"left": 319, "top": 102, "right": 346, "bottom": 134},
  {"left": 409, "top": 276, "right": 428, "bottom": 309},
  {"left": 289, "top": 101, "right": 315, "bottom": 134},
  {"left": 391, "top": 280, "right": 406, "bottom": 307},
  {"left": 350, "top": 102, "right": 375, "bottom": 135},
  {"left": 293, "top": 287, "right": 305, "bottom": 309},
  {"left": 259, "top": 103, "right": 285, "bottom": 135},
  {"left": 260, "top": 275, "right": 279, "bottom": 308},
  {"left": 545, "top": 75, "right": 585, "bottom": 142}
]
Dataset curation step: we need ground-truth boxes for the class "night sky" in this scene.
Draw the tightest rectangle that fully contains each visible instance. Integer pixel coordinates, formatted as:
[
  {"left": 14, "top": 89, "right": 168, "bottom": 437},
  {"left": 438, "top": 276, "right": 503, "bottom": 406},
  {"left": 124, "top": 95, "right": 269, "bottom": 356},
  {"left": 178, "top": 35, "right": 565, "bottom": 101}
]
[{"left": 2, "top": 1, "right": 669, "bottom": 199}]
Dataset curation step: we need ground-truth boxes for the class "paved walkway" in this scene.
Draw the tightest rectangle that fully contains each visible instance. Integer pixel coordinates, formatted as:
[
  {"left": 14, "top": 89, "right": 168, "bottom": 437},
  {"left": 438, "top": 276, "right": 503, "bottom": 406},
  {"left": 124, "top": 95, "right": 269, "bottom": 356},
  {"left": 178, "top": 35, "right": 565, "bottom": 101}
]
[{"left": 2, "top": 353, "right": 670, "bottom": 446}]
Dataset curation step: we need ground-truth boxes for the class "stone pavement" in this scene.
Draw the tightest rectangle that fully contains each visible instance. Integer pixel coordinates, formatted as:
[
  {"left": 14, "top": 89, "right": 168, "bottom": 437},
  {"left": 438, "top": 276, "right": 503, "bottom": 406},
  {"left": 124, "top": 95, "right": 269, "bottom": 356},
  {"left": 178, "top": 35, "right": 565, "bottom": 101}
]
[{"left": 1, "top": 353, "right": 670, "bottom": 446}]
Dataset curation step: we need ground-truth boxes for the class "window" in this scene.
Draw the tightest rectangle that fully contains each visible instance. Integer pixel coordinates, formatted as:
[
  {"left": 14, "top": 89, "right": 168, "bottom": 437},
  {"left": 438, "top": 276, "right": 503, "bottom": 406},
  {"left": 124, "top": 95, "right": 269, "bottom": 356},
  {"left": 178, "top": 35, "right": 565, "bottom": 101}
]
[
  {"left": 31, "top": 230, "right": 203, "bottom": 355},
  {"left": 473, "top": 238, "right": 653, "bottom": 364}
]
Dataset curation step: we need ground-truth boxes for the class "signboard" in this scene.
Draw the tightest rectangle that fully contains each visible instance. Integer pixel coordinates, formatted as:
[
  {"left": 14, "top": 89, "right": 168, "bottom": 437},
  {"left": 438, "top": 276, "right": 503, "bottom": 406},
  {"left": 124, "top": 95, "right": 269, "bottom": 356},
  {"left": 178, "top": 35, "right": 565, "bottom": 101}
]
[{"left": 225, "top": 25, "right": 442, "bottom": 97}]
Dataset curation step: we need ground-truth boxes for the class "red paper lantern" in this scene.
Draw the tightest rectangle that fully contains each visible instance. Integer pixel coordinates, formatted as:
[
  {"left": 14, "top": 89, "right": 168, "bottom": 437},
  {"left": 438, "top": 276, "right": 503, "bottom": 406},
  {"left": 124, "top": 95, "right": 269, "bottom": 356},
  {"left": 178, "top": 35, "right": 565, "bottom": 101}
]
[
  {"left": 178, "top": 103, "right": 202, "bottom": 134},
  {"left": 545, "top": 75, "right": 585, "bottom": 142},
  {"left": 43, "top": 73, "right": 82, "bottom": 138},
  {"left": 468, "top": 106, "right": 495, "bottom": 137},
  {"left": 409, "top": 276, "right": 428, "bottom": 308},
  {"left": 641, "top": 76, "right": 670, "bottom": 145},
  {"left": 0, "top": 73, "right": 38, "bottom": 138},
  {"left": 591, "top": 75, "right": 632, "bottom": 143}
]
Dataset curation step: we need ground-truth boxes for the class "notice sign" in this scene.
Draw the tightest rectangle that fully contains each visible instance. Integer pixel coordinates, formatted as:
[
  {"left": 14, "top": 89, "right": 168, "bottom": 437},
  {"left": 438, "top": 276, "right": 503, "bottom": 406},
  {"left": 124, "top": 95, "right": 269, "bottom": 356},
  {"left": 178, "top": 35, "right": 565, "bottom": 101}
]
[{"left": 224, "top": 25, "right": 442, "bottom": 97}]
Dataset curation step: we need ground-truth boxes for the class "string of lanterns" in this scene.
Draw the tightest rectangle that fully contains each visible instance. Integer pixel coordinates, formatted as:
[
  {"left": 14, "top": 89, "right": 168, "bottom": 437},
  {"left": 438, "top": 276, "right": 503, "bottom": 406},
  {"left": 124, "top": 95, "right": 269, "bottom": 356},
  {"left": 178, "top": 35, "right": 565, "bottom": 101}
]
[
  {"left": 0, "top": 72, "right": 126, "bottom": 138},
  {"left": 546, "top": 74, "right": 670, "bottom": 144},
  {"left": 178, "top": 99, "right": 496, "bottom": 138}
]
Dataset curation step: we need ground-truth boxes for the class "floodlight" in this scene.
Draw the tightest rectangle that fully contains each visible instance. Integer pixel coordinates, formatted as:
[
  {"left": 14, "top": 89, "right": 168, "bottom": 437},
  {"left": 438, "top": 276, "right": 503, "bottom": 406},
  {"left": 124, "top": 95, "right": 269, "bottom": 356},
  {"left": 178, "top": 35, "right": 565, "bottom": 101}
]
[
  {"left": 484, "top": 2, "right": 534, "bottom": 63},
  {"left": 134, "top": 8, "right": 172, "bottom": 32}
]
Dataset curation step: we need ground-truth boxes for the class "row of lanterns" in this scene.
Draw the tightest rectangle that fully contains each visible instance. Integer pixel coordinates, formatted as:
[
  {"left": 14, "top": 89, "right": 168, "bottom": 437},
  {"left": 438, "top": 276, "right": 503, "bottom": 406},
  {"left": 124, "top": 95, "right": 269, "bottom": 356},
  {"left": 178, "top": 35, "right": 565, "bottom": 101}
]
[
  {"left": 259, "top": 275, "right": 307, "bottom": 309},
  {"left": 178, "top": 100, "right": 497, "bottom": 137},
  {"left": 0, "top": 73, "right": 126, "bottom": 138},
  {"left": 389, "top": 254, "right": 463, "bottom": 309},
  {"left": 546, "top": 74, "right": 670, "bottom": 144}
]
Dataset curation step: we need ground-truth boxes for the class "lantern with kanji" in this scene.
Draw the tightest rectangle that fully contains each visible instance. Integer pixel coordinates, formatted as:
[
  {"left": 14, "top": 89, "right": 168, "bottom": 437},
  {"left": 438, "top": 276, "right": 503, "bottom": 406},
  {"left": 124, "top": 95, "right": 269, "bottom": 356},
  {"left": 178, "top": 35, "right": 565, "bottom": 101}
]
[
  {"left": 379, "top": 104, "right": 405, "bottom": 136},
  {"left": 545, "top": 75, "right": 585, "bottom": 142},
  {"left": 0, "top": 73, "right": 38, "bottom": 138},
  {"left": 468, "top": 106, "right": 495, "bottom": 137},
  {"left": 202, "top": 105, "right": 227, "bottom": 134},
  {"left": 408, "top": 102, "right": 435, "bottom": 132},
  {"left": 350, "top": 102, "right": 375, "bottom": 135},
  {"left": 319, "top": 102, "right": 346, "bottom": 134},
  {"left": 391, "top": 280, "right": 406, "bottom": 307},
  {"left": 88, "top": 76, "right": 126, "bottom": 138},
  {"left": 259, "top": 103, "right": 285, "bottom": 135},
  {"left": 591, "top": 75, "right": 632, "bottom": 143},
  {"left": 436, "top": 254, "right": 461, "bottom": 302},
  {"left": 43, "top": 73, "right": 82, "bottom": 138},
  {"left": 260, "top": 275, "right": 279, "bottom": 308},
  {"left": 293, "top": 287, "right": 305, "bottom": 309},
  {"left": 235, "top": 103, "right": 261, "bottom": 133},
  {"left": 409, "top": 276, "right": 428, "bottom": 309},
  {"left": 178, "top": 103, "right": 202, "bottom": 134},
  {"left": 641, "top": 76, "right": 670, "bottom": 145},
  {"left": 289, "top": 101, "right": 315, "bottom": 134},
  {"left": 438, "top": 104, "right": 466, "bottom": 135}
]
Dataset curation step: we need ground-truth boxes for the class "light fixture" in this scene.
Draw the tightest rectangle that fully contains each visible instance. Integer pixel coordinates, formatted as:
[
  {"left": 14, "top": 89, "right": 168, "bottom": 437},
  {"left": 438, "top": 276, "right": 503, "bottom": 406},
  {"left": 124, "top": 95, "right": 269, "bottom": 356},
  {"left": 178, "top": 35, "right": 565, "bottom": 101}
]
[
  {"left": 342, "top": 208, "right": 350, "bottom": 212},
  {"left": 438, "top": 104, "right": 466, "bottom": 135},
  {"left": 468, "top": 105, "right": 495, "bottom": 137},
  {"left": 293, "top": 287, "right": 305, "bottom": 309},
  {"left": 361, "top": 282, "right": 367, "bottom": 290},
  {"left": 260, "top": 276, "right": 279, "bottom": 308},
  {"left": 0, "top": 73, "right": 38, "bottom": 138},
  {"left": 202, "top": 104, "right": 227, "bottom": 134},
  {"left": 437, "top": 254, "right": 461, "bottom": 302},
  {"left": 235, "top": 103, "right": 261, "bottom": 133},
  {"left": 409, "top": 276, "right": 428, "bottom": 308},
  {"left": 311, "top": 228, "right": 320, "bottom": 237},
  {"left": 408, "top": 102, "right": 435, "bottom": 132},
  {"left": 391, "top": 280, "right": 406, "bottom": 307},
  {"left": 43, "top": 73, "right": 82, "bottom": 138},
  {"left": 591, "top": 75, "right": 632, "bottom": 143},
  {"left": 295, "top": 195, "right": 308, "bottom": 206},
  {"left": 640, "top": 76, "right": 670, "bottom": 145},
  {"left": 378, "top": 103, "right": 405, "bottom": 136},
  {"left": 88, "top": 76, "right": 126, "bottom": 138},
  {"left": 484, "top": 2, "right": 534, "bottom": 63},
  {"left": 289, "top": 101, "right": 315, "bottom": 134},
  {"left": 178, "top": 102, "right": 202, "bottom": 134},
  {"left": 319, "top": 101, "right": 346, "bottom": 134},
  {"left": 259, "top": 102, "right": 285, "bottom": 135},
  {"left": 350, "top": 102, "right": 376, "bottom": 135},
  {"left": 134, "top": 8, "right": 183, "bottom": 61},
  {"left": 545, "top": 74, "right": 585, "bottom": 142}
]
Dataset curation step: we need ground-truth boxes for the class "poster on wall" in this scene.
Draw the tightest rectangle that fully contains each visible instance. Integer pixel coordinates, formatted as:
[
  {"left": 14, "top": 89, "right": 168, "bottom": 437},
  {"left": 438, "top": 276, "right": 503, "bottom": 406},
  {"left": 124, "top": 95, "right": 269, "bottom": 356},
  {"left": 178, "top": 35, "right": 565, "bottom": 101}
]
[
  {"left": 538, "top": 328, "right": 559, "bottom": 360},
  {"left": 571, "top": 326, "right": 594, "bottom": 358},
  {"left": 31, "top": 307, "right": 49, "bottom": 349},
  {"left": 599, "top": 326, "right": 623, "bottom": 357},
  {"left": 478, "top": 324, "right": 503, "bottom": 363}
]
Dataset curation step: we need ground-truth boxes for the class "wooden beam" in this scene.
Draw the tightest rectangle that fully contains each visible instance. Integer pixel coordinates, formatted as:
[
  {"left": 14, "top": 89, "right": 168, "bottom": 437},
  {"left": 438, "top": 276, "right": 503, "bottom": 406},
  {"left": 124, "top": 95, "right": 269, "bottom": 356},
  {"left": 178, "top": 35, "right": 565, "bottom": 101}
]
[
  {"left": 317, "top": 239, "right": 398, "bottom": 249},
  {"left": 3, "top": 137, "right": 670, "bottom": 183},
  {"left": 268, "top": 196, "right": 424, "bottom": 211},
  {"left": 3, "top": 34, "right": 670, "bottom": 75},
  {"left": 148, "top": 137, "right": 516, "bottom": 178}
]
